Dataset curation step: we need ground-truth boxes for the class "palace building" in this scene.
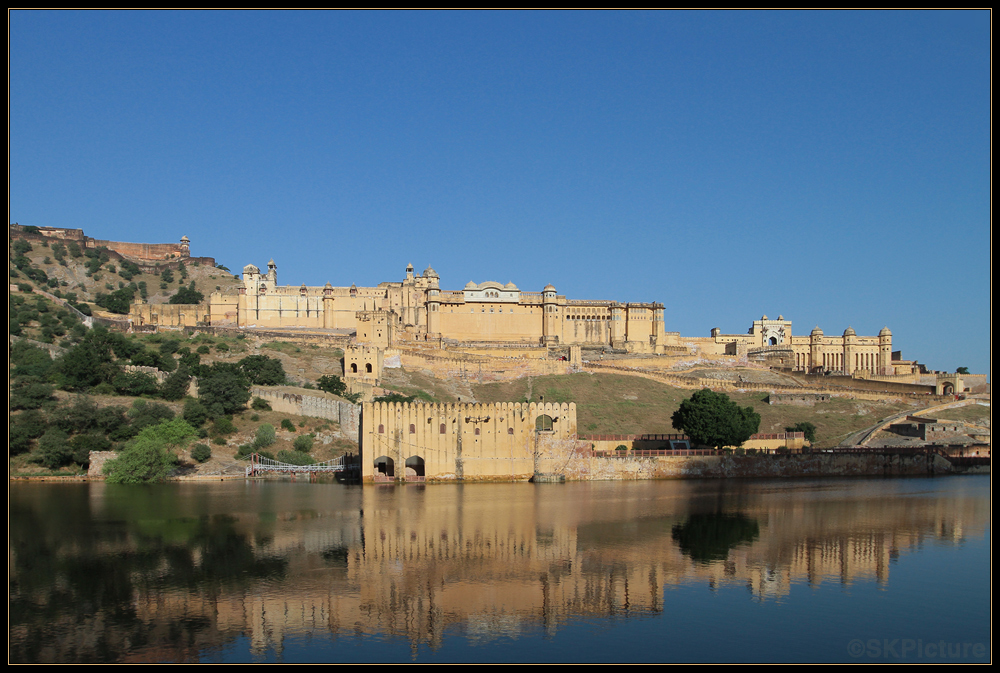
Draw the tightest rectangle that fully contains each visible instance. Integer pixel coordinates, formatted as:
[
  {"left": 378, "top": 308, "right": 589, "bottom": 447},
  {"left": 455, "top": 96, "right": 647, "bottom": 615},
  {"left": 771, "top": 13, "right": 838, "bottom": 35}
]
[
  {"left": 207, "top": 261, "right": 668, "bottom": 353},
  {"left": 130, "top": 254, "right": 910, "bottom": 378}
]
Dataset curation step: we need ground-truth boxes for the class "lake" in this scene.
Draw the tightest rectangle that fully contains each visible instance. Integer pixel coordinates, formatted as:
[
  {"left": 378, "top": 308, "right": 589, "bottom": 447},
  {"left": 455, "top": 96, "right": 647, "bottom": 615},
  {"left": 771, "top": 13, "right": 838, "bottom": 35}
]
[{"left": 9, "top": 474, "right": 991, "bottom": 663}]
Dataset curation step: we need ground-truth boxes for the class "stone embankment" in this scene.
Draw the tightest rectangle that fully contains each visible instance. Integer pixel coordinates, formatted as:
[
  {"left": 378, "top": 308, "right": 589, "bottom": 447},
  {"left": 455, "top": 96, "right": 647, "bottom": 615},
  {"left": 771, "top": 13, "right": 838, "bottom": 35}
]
[{"left": 540, "top": 447, "right": 985, "bottom": 481}]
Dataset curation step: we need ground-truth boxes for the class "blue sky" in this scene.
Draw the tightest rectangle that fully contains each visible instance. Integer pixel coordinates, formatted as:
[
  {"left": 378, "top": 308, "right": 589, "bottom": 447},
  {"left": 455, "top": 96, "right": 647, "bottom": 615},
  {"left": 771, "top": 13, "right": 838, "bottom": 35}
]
[{"left": 10, "top": 11, "right": 990, "bottom": 375}]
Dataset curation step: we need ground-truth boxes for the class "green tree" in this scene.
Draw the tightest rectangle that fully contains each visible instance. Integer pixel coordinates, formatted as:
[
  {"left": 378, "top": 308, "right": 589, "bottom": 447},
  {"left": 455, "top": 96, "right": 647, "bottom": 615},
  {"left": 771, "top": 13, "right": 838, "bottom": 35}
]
[
  {"left": 135, "top": 418, "right": 197, "bottom": 447},
  {"left": 126, "top": 399, "right": 176, "bottom": 435},
  {"left": 183, "top": 397, "right": 210, "bottom": 427},
  {"left": 160, "top": 366, "right": 192, "bottom": 401},
  {"left": 168, "top": 282, "right": 204, "bottom": 304},
  {"left": 9, "top": 410, "right": 48, "bottom": 455},
  {"left": 103, "top": 435, "right": 175, "bottom": 484},
  {"left": 671, "top": 389, "right": 761, "bottom": 449},
  {"left": 112, "top": 371, "right": 160, "bottom": 397},
  {"left": 34, "top": 428, "right": 73, "bottom": 469},
  {"left": 95, "top": 286, "right": 136, "bottom": 314},
  {"left": 69, "top": 433, "right": 112, "bottom": 465},
  {"left": 10, "top": 379, "right": 57, "bottom": 411},
  {"left": 238, "top": 355, "right": 286, "bottom": 386},
  {"left": 957, "top": 366, "right": 970, "bottom": 375},
  {"left": 785, "top": 421, "right": 817, "bottom": 443},
  {"left": 197, "top": 366, "right": 251, "bottom": 416},
  {"left": 316, "top": 375, "right": 347, "bottom": 396}
]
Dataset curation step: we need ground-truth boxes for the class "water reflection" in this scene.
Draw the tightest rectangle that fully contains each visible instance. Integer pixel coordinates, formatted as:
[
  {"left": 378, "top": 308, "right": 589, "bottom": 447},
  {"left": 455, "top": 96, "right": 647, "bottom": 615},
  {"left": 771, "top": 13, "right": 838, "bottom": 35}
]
[{"left": 9, "top": 476, "right": 990, "bottom": 662}]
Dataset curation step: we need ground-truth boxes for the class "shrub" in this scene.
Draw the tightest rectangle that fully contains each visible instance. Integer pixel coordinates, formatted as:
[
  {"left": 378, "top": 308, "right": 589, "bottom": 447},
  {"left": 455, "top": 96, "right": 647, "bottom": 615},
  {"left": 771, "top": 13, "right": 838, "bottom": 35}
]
[
  {"left": 135, "top": 418, "right": 197, "bottom": 448},
  {"left": 91, "top": 381, "right": 116, "bottom": 395},
  {"left": 280, "top": 418, "right": 296, "bottom": 432},
  {"left": 126, "top": 399, "right": 176, "bottom": 433},
  {"left": 253, "top": 424, "right": 276, "bottom": 450},
  {"left": 293, "top": 434, "right": 314, "bottom": 453},
  {"left": 251, "top": 397, "right": 272, "bottom": 411},
  {"left": 112, "top": 371, "right": 160, "bottom": 397},
  {"left": 212, "top": 416, "right": 237, "bottom": 435},
  {"left": 35, "top": 428, "right": 73, "bottom": 469},
  {"left": 183, "top": 397, "right": 209, "bottom": 427},
  {"left": 277, "top": 449, "right": 314, "bottom": 466},
  {"left": 191, "top": 443, "right": 212, "bottom": 463},
  {"left": 70, "top": 433, "right": 112, "bottom": 465}
]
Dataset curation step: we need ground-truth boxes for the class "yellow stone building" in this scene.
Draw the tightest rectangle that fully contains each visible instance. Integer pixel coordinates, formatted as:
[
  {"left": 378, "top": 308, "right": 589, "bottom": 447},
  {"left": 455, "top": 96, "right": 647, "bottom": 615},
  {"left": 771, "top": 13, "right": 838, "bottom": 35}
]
[
  {"left": 130, "top": 254, "right": 910, "bottom": 379},
  {"left": 361, "top": 401, "right": 578, "bottom": 482},
  {"left": 701, "top": 315, "right": 897, "bottom": 375},
  {"left": 209, "top": 261, "right": 667, "bottom": 353}
]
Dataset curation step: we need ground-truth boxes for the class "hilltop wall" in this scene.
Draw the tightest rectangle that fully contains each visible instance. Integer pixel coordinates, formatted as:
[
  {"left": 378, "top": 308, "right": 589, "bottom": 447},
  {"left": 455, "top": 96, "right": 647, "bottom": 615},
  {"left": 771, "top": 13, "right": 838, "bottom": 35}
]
[{"left": 250, "top": 386, "right": 361, "bottom": 441}]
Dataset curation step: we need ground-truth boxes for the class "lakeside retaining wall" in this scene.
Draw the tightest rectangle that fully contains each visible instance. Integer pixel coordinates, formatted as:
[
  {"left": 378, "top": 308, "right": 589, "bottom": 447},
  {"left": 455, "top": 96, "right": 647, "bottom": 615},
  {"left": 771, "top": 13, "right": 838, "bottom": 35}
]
[{"left": 554, "top": 451, "right": 970, "bottom": 481}]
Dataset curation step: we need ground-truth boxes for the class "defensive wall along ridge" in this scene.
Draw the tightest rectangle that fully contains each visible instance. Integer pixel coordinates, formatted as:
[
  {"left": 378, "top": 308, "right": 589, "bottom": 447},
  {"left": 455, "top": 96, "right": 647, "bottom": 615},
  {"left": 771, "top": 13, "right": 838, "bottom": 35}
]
[{"left": 250, "top": 386, "right": 361, "bottom": 442}]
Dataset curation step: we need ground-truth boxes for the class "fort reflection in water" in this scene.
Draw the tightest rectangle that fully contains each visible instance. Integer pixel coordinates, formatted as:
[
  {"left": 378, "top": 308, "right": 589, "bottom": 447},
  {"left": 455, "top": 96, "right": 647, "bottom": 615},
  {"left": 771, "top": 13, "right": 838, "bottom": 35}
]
[{"left": 9, "top": 477, "right": 990, "bottom": 662}]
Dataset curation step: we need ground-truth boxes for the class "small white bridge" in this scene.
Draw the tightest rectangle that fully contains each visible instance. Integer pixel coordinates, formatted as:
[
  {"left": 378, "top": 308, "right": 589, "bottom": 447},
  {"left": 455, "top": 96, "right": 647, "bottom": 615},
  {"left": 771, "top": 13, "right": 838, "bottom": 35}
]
[{"left": 245, "top": 452, "right": 356, "bottom": 477}]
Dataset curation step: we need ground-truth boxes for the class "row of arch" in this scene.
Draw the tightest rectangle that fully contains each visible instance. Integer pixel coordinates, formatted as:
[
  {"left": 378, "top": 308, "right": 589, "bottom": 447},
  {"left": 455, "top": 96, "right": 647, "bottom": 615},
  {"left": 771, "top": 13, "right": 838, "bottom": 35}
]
[{"left": 373, "top": 455, "right": 425, "bottom": 478}]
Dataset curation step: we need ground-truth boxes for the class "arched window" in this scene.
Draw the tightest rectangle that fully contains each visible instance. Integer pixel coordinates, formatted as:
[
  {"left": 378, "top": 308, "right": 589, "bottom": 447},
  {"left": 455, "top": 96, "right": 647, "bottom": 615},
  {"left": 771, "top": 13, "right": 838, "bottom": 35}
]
[
  {"left": 474, "top": 427, "right": 480, "bottom": 436},
  {"left": 366, "top": 363, "right": 373, "bottom": 373},
  {"left": 409, "top": 424, "right": 416, "bottom": 434},
  {"left": 508, "top": 427, "right": 514, "bottom": 435},
  {"left": 351, "top": 363, "right": 358, "bottom": 373},
  {"left": 440, "top": 423, "right": 446, "bottom": 434},
  {"left": 535, "top": 415, "right": 554, "bottom": 432},
  {"left": 378, "top": 424, "right": 384, "bottom": 434}
]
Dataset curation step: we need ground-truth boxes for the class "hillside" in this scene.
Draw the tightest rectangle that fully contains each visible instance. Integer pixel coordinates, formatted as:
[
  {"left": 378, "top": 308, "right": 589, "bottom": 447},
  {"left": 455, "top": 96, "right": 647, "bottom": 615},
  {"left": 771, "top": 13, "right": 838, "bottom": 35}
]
[{"left": 9, "top": 229, "right": 241, "bottom": 320}]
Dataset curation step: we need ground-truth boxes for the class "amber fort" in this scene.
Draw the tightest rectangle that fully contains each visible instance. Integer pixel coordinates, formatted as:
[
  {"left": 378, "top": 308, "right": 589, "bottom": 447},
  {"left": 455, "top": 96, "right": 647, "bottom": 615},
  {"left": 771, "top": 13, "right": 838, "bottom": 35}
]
[
  {"left": 12, "top": 225, "right": 988, "bottom": 484},
  {"left": 133, "top": 250, "right": 911, "bottom": 378},
  {"left": 14, "top": 224, "right": 967, "bottom": 395}
]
